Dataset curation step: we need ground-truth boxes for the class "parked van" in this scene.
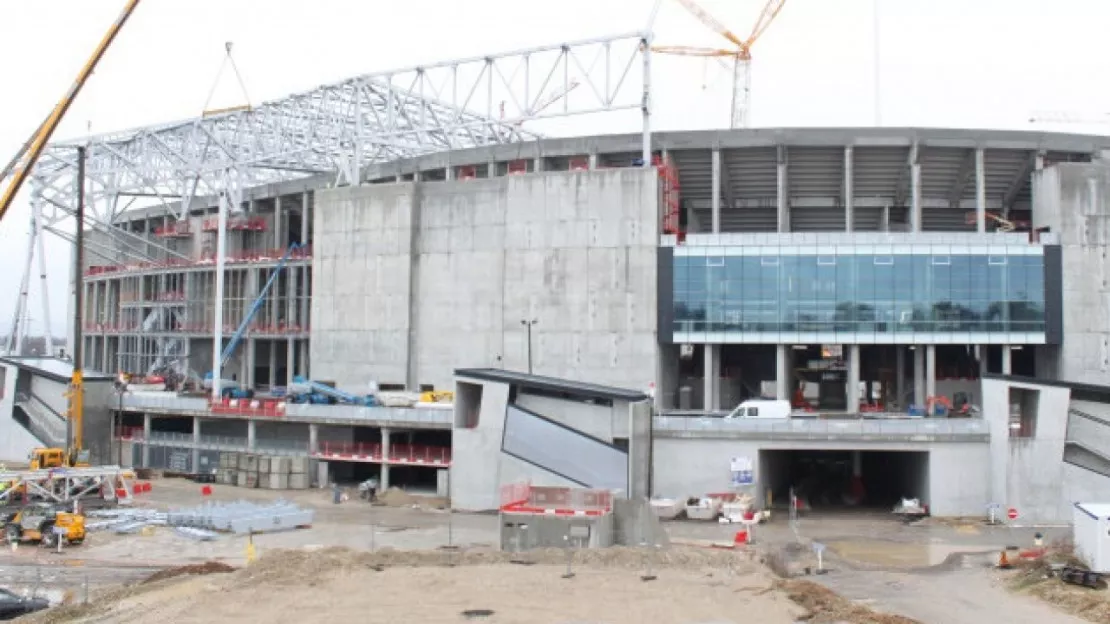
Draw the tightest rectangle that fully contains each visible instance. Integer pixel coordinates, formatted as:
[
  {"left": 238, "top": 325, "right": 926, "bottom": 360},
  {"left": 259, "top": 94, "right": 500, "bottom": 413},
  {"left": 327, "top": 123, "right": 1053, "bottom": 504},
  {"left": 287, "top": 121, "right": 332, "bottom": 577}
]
[{"left": 724, "top": 399, "right": 792, "bottom": 420}]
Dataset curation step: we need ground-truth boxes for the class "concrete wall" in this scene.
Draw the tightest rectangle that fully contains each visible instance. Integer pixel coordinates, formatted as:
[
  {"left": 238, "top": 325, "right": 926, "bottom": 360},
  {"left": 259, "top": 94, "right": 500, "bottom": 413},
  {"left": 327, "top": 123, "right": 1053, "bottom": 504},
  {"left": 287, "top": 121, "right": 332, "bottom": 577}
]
[
  {"left": 311, "top": 183, "right": 416, "bottom": 389},
  {"left": 1068, "top": 399, "right": 1110, "bottom": 458},
  {"left": 1036, "top": 163, "right": 1110, "bottom": 384},
  {"left": 651, "top": 437, "right": 990, "bottom": 517},
  {"left": 313, "top": 168, "right": 660, "bottom": 393},
  {"left": 451, "top": 376, "right": 511, "bottom": 511},
  {"left": 0, "top": 365, "right": 40, "bottom": 462},
  {"left": 981, "top": 377, "right": 1106, "bottom": 523}
]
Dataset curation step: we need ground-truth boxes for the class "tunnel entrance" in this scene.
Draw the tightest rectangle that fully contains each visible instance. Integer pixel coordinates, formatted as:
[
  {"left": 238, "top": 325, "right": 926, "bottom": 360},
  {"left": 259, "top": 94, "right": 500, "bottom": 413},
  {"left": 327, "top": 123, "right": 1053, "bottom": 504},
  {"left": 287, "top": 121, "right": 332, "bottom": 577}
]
[{"left": 759, "top": 449, "right": 929, "bottom": 511}]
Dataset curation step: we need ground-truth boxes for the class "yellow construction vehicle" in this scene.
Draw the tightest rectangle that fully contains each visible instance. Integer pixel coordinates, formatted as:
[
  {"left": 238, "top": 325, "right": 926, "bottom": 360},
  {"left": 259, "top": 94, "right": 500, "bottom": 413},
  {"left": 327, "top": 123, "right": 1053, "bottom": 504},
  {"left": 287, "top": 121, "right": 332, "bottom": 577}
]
[
  {"left": 28, "top": 447, "right": 89, "bottom": 470},
  {"left": 3, "top": 503, "right": 86, "bottom": 548},
  {"left": 420, "top": 390, "right": 454, "bottom": 404}
]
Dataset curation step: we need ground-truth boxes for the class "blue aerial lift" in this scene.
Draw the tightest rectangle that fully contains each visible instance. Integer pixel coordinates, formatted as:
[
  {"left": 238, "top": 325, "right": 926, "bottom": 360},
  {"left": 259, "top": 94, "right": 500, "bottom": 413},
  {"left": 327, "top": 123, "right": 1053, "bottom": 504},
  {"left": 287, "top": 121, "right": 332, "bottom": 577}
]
[
  {"left": 204, "top": 243, "right": 301, "bottom": 398},
  {"left": 287, "top": 376, "right": 377, "bottom": 406}
]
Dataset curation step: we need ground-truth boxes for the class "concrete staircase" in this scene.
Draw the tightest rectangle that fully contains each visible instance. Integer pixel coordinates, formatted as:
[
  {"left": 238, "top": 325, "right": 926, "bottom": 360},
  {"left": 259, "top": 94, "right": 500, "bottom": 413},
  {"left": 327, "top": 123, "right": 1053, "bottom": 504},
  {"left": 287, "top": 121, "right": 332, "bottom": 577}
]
[{"left": 13, "top": 392, "right": 67, "bottom": 449}]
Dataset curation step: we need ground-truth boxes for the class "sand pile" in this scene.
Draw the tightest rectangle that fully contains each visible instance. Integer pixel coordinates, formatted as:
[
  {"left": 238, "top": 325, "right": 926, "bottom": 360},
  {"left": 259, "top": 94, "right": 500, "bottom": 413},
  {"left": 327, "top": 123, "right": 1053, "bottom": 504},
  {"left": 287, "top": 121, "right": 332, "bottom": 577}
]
[
  {"left": 777, "top": 579, "right": 922, "bottom": 624},
  {"left": 234, "top": 544, "right": 759, "bottom": 587},
  {"left": 142, "top": 561, "right": 236, "bottom": 584},
  {"left": 375, "top": 487, "right": 446, "bottom": 509}
]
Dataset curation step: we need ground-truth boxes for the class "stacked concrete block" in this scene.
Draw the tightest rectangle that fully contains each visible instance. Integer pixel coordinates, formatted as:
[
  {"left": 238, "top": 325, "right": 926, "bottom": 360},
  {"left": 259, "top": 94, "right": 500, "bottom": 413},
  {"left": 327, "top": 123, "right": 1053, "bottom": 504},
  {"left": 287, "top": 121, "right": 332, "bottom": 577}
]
[
  {"left": 216, "top": 453, "right": 238, "bottom": 485},
  {"left": 237, "top": 454, "right": 259, "bottom": 489},
  {"left": 289, "top": 457, "right": 310, "bottom": 490}
]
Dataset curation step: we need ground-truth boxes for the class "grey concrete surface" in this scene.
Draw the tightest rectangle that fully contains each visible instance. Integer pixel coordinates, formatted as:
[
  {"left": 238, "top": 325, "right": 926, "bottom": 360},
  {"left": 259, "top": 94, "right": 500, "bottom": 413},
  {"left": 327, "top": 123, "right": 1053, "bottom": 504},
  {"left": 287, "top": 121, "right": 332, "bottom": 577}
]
[{"left": 312, "top": 168, "right": 660, "bottom": 393}]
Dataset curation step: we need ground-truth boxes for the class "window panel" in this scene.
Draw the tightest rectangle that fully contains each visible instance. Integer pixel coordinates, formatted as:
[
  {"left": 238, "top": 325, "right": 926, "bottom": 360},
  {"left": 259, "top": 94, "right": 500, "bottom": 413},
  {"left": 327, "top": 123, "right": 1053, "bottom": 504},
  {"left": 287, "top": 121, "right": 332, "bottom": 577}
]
[{"left": 671, "top": 248, "right": 1046, "bottom": 340}]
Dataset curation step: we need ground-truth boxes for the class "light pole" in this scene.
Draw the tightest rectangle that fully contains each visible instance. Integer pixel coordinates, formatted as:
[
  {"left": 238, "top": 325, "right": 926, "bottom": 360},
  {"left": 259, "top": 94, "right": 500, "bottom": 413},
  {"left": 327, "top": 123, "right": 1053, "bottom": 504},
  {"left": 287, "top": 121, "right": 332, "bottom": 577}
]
[{"left": 520, "top": 319, "right": 538, "bottom": 375}]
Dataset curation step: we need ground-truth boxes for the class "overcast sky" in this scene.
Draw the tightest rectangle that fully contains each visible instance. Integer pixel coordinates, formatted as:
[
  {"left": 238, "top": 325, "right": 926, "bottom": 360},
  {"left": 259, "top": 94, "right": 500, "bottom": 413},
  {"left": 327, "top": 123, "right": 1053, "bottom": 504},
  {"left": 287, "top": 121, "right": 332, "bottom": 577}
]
[{"left": 2, "top": 0, "right": 1109, "bottom": 338}]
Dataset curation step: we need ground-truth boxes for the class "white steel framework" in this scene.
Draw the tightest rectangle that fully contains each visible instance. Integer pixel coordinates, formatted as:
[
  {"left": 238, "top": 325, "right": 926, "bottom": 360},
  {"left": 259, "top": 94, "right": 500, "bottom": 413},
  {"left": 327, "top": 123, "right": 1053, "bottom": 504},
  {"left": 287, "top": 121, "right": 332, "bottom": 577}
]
[
  {"left": 7, "top": 33, "right": 653, "bottom": 360},
  {"left": 27, "top": 32, "right": 652, "bottom": 226}
]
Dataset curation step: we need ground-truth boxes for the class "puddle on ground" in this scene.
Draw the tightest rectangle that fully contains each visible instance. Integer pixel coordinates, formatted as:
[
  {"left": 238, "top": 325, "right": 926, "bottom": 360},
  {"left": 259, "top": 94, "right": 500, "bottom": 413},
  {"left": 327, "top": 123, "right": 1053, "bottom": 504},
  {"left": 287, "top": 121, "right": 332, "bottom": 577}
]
[{"left": 826, "top": 540, "right": 996, "bottom": 567}]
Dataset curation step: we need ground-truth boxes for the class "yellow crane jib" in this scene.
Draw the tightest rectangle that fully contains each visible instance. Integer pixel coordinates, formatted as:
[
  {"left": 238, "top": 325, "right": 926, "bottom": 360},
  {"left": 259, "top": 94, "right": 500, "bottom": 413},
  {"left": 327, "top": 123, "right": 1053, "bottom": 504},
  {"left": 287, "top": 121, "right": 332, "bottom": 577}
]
[{"left": 0, "top": 0, "right": 142, "bottom": 223}]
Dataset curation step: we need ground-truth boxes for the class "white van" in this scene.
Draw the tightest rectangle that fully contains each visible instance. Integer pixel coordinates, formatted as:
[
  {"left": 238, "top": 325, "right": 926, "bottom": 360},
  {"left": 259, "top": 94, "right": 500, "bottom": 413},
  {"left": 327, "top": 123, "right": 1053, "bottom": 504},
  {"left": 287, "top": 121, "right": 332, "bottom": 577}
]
[{"left": 724, "top": 399, "right": 792, "bottom": 420}]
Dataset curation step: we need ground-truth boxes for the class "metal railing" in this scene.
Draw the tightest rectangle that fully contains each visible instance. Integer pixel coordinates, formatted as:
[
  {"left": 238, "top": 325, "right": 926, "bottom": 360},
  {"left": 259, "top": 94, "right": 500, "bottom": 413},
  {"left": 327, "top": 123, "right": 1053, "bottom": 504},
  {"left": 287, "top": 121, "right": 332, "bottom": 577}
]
[
  {"left": 653, "top": 415, "right": 989, "bottom": 441},
  {"left": 119, "top": 392, "right": 453, "bottom": 427}
]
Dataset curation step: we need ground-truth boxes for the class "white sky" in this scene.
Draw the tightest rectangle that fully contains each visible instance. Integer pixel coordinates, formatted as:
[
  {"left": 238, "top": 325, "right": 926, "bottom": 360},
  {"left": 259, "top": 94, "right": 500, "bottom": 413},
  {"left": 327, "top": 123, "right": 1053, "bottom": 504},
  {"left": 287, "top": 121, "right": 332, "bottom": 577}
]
[{"left": 2, "top": 0, "right": 1109, "bottom": 337}]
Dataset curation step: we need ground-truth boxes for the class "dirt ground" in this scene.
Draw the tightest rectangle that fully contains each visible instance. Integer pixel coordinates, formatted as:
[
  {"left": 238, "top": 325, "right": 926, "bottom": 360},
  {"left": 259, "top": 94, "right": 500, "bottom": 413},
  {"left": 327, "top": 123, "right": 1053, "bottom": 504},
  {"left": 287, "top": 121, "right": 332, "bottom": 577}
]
[
  {"left": 1005, "top": 549, "right": 1110, "bottom": 623},
  {"left": 3, "top": 478, "right": 1103, "bottom": 623}
]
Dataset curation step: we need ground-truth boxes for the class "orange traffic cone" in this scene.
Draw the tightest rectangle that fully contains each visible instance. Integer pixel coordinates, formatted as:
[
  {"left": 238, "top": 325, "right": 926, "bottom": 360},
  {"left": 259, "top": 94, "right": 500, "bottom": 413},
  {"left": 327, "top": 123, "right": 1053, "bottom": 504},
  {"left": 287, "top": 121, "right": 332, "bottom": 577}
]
[{"left": 998, "top": 550, "right": 1013, "bottom": 569}]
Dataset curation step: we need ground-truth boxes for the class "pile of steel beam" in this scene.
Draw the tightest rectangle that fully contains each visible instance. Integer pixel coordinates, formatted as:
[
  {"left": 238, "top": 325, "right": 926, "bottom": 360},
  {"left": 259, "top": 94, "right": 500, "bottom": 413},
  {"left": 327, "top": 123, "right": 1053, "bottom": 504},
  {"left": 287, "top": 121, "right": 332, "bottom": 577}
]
[{"left": 166, "top": 500, "right": 314, "bottom": 535}]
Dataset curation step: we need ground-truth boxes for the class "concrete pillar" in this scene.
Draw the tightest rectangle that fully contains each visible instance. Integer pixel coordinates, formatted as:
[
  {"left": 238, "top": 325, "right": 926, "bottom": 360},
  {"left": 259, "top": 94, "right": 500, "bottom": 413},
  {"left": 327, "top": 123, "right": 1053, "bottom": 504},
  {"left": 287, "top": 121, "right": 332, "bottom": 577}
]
[
  {"left": 142, "top": 413, "right": 151, "bottom": 467},
  {"left": 487, "top": 159, "right": 497, "bottom": 178},
  {"left": 775, "top": 344, "right": 789, "bottom": 401},
  {"left": 244, "top": 338, "right": 255, "bottom": 388},
  {"left": 776, "top": 146, "right": 788, "bottom": 233},
  {"left": 913, "top": 347, "right": 925, "bottom": 407},
  {"left": 852, "top": 451, "right": 862, "bottom": 477},
  {"left": 910, "top": 144, "right": 922, "bottom": 232},
  {"left": 703, "top": 344, "right": 720, "bottom": 410},
  {"left": 844, "top": 146, "right": 854, "bottom": 232},
  {"left": 274, "top": 197, "right": 283, "bottom": 248},
  {"left": 299, "top": 336, "right": 309, "bottom": 379},
  {"left": 445, "top": 165, "right": 454, "bottom": 181},
  {"left": 978, "top": 345, "right": 989, "bottom": 378},
  {"left": 300, "top": 191, "right": 309, "bottom": 245},
  {"left": 247, "top": 420, "right": 256, "bottom": 451},
  {"left": 533, "top": 157, "right": 544, "bottom": 173},
  {"left": 925, "top": 345, "right": 937, "bottom": 403},
  {"left": 268, "top": 341, "right": 277, "bottom": 387},
  {"left": 895, "top": 346, "right": 906, "bottom": 409},
  {"left": 308, "top": 423, "right": 319, "bottom": 454},
  {"left": 711, "top": 148, "right": 722, "bottom": 233},
  {"left": 1001, "top": 345, "right": 1012, "bottom": 375},
  {"left": 588, "top": 152, "right": 598, "bottom": 170},
  {"left": 847, "top": 345, "right": 861, "bottom": 413},
  {"left": 975, "top": 147, "right": 987, "bottom": 233},
  {"left": 395, "top": 173, "right": 403, "bottom": 182},
  {"left": 380, "top": 427, "right": 391, "bottom": 490},
  {"left": 286, "top": 338, "right": 295, "bottom": 386},
  {"left": 191, "top": 417, "right": 201, "bottom": 474}
]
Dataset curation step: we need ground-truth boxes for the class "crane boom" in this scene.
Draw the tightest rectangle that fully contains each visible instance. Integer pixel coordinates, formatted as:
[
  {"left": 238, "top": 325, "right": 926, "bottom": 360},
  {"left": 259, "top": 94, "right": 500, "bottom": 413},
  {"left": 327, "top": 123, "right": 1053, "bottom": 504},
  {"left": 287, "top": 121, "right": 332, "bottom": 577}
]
[
  {"left": 745, "top": 0, "right": 788, "bottom": 49},
  {"left": 0, "top": 0, "right": 141, "bottom": 224},
  {"left": 672, "top": 0, "right": 745, "bottom": 49}
]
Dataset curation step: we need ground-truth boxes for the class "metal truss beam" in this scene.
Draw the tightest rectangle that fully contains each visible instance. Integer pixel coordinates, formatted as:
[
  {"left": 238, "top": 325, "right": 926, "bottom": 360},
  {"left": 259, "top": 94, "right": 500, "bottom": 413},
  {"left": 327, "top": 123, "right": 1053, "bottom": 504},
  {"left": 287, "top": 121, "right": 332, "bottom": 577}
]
[{"left": 22, "top": 32, "right": 650, "bottom": 224}]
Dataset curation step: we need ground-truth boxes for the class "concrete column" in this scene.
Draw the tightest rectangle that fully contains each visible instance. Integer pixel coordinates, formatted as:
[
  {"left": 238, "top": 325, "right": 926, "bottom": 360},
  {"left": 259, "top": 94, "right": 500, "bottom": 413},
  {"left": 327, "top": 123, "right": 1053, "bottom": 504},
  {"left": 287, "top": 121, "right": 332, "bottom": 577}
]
[
  {"left": 299, "top": 336, "right": 309, "bottom": 379},
  {"left": 1001, "top": 345, "right": 1012, "bottom": 375},
  {"left": 268, "top": 341, "right": 277, "bottom": 387},
  {"left": 308, "top": 423, "right": 319, "bottom": 454},
  {"left": 380, "top": 427, "right": 391, "bottom": 490},
  {"left": 975, "top": 147, "right": 987, "bottom": 233},
  {"left": 1032, "top": 151, "right": 1045, "bottom": 213},
  {"left": 274, "top": 197, "right": 283, "bottom": 248},
  {"left": 533, "top": 157, "right": 544, "bottom": 173},
  {"left": 847, "top": 345, "right": 861, "bottom": 413},
  {"left": 711, "top": 148, "right": 722, "bottom": 233},
  {"left": 852, "top": 450, "right": 862, "bottom": 477},
  {"left": 775, "top": 344, "right": 789, "bottom": 401},
  {"left": 925, "top": 345, "right": 937, "bottom": 403},
  {"left": 703, "top": 345, "right": 720, "bottom": 410},
  {"left": 191, "top": 417, "right": 201, "bottom": 474},
  {"left": 286, "top": 338, "right": 295, "bottom": 386},
  {"left": 776, "top": 146, "right": 789, "bottom": 233},
  {"left": 487, "top": 159, "right": 497, "bottom": 178},
  {"left": 910, "top": 143, "right": 922, "bottom": 232},
  {"left": 244, "top": 338, "right": 255, "bottom": 388},
  {"left": 913, "top": 347, "right": 925, "bottom": 407},
  {"left": 141, "top": 413, "right": 151, "bottom": 467},
  {"left": 895, "top": 346, "right": 906, "bottom": 409},
  {"left": 299, "top": 192, "right": 309, "bottom": 245},
  {"left": 588, "top": 152, "right": 598, "bottom": 170},
  {"left": 247, "top": 420, "right": 256, "bottom": 451},
  {"left": 445, "top": 165, "right": 454, "bottom": 181},
  {"left": 394, "top": 173, "right": 403, "bottom": 182},
  {"left": 978, "top": 345, "right": 989, "bottom": 378},
  {"left": 844, "top": 146, "right": 854, "bottom": 232}
]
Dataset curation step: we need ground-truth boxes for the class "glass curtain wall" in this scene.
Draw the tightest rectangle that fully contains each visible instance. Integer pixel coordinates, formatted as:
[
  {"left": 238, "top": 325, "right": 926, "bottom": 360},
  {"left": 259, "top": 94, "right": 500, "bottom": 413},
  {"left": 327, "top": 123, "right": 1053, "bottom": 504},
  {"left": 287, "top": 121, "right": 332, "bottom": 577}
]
[{"left": 673, "top": 247, "right": 1045, "bottom": 341}]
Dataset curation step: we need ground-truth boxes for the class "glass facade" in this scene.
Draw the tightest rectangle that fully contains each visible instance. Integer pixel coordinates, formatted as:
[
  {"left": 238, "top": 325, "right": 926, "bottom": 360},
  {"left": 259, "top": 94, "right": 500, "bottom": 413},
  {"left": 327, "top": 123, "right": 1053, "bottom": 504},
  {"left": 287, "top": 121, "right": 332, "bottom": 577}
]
[{"left": 672, "top": 247, "right": 1046, "bottom": 342}]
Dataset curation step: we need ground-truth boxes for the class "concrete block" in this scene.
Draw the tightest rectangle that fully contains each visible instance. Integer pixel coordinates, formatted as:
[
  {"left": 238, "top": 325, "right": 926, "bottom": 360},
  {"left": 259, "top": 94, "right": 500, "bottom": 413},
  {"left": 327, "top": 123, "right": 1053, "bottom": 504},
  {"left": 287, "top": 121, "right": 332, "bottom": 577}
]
[
  {"left": 289, "top": 473, "right": 310, "bottom": 490},
  {"left": 265, "top": 473, "right": 289, "bottom": 490}
]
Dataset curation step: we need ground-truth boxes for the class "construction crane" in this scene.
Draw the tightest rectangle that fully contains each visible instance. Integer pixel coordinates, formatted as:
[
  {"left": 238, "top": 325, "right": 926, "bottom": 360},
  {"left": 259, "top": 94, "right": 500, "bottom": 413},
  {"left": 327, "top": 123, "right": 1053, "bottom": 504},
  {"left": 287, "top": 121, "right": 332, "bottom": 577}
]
[
  {"left": 652, "top": 0, "right": 787, "bottom": 129},
  {"left": 0, "top": 0, "right": 142, "bottom": 467}
]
